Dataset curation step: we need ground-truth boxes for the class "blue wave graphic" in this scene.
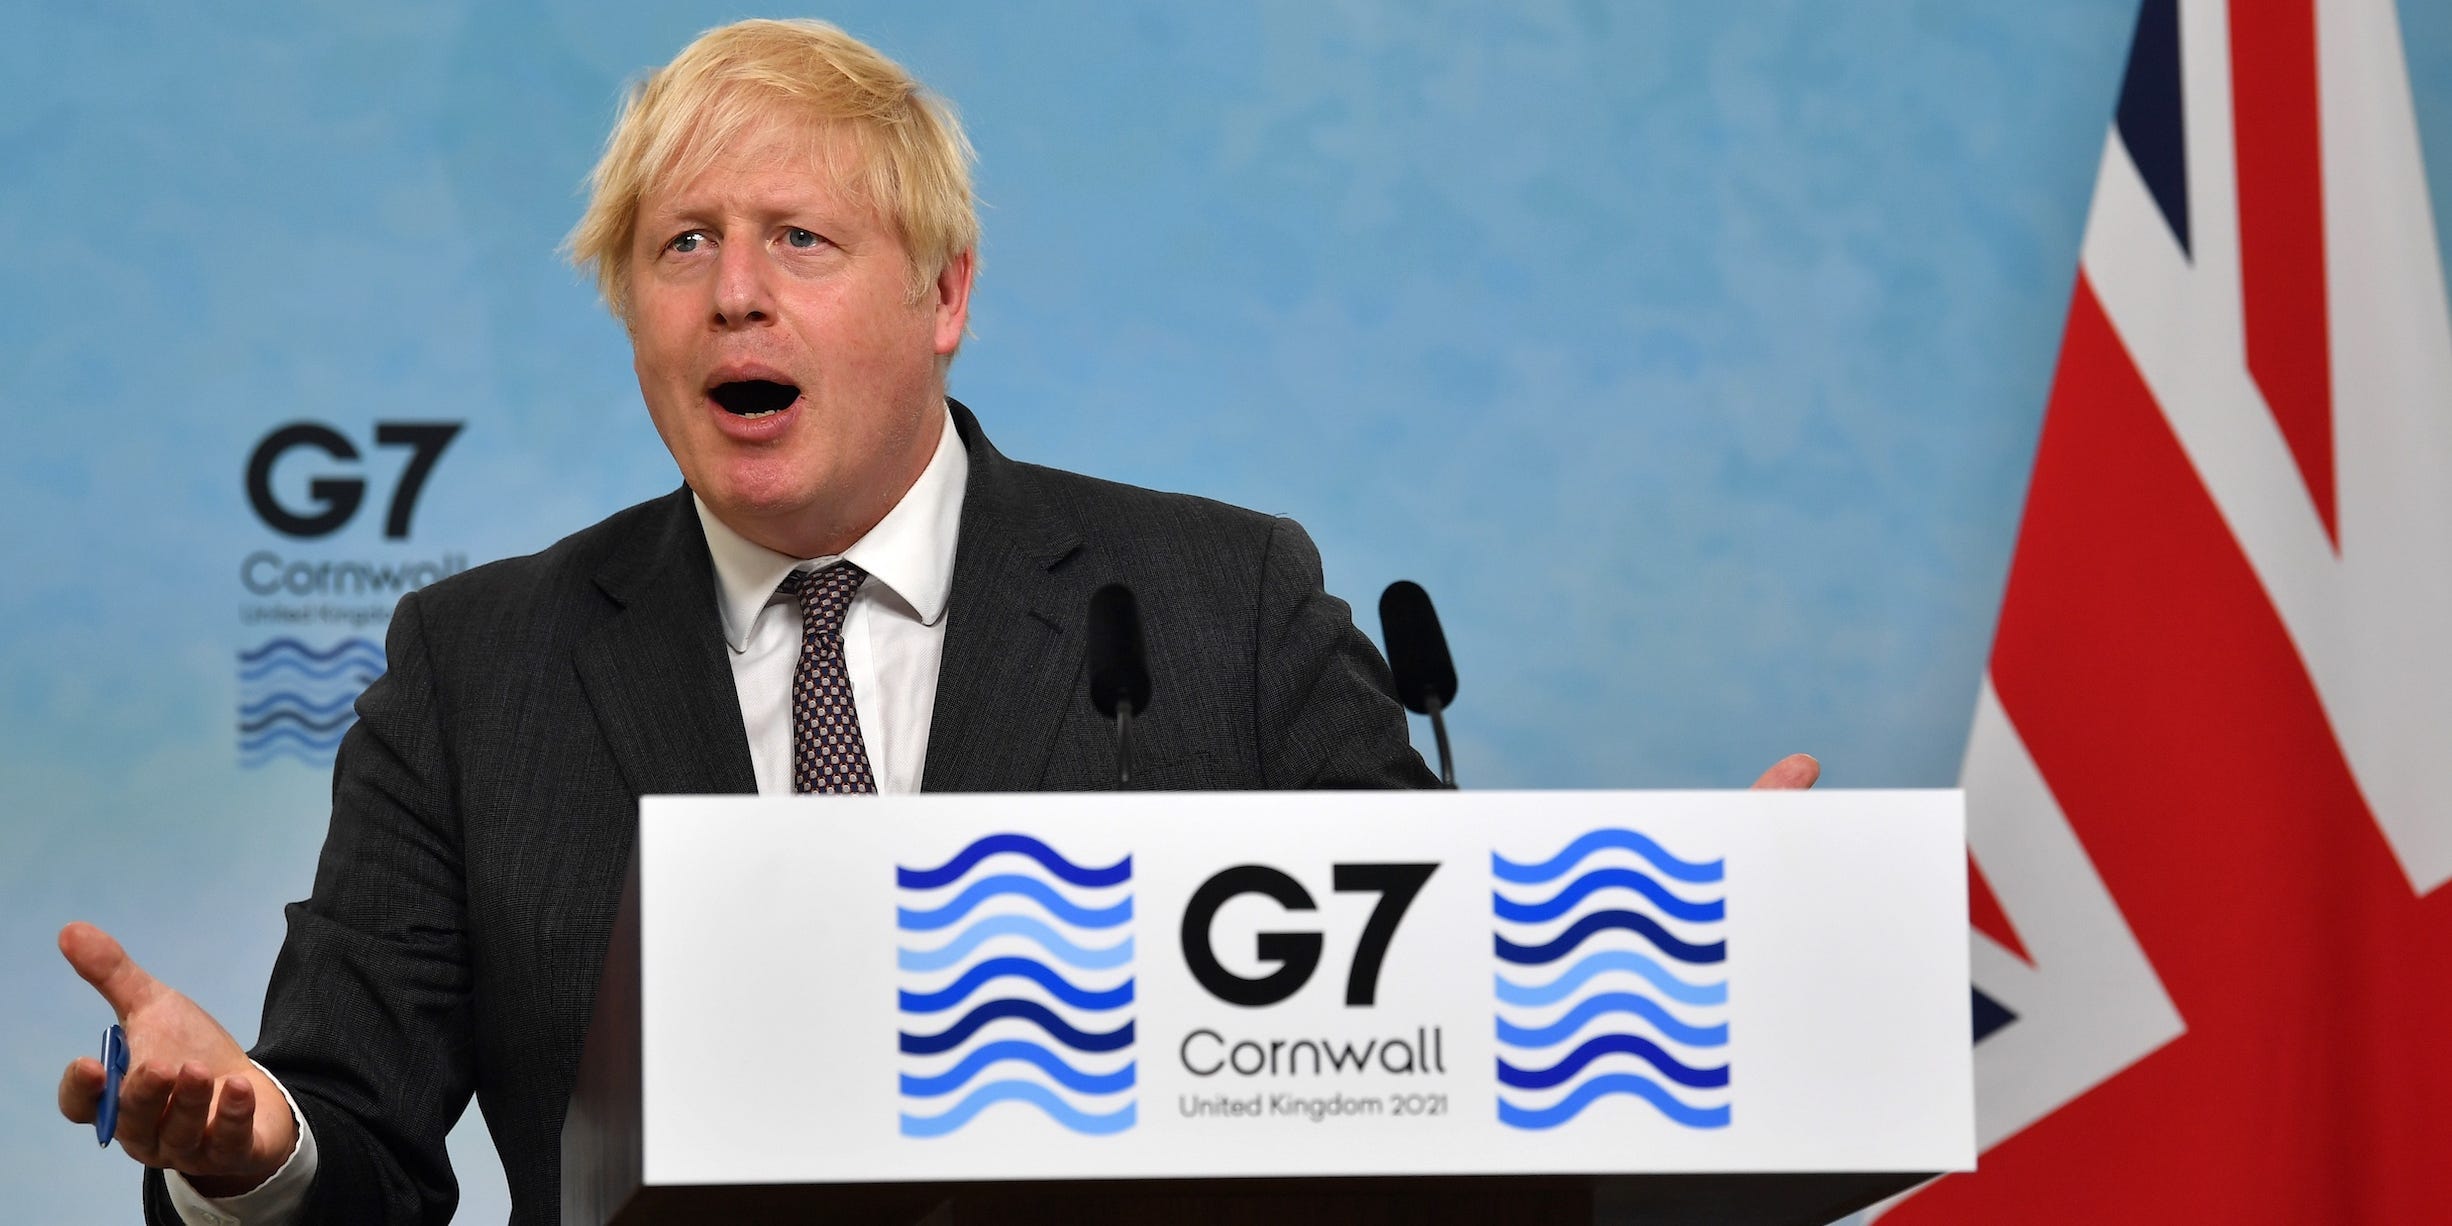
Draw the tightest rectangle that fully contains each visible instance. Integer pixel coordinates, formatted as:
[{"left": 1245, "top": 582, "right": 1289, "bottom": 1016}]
[
  {"left": 235, "top": 724, "right": 350, "bottom": 754},
  {"left": 240, "top": 681, "right": 374, "bottom": 703},
  {"left": 896, "top": 834, "right": 1135, "bottom": 1137},
  {"left": 897, "top": 874, "right": 1132, "bottom": 931},
  {"left": 1496, "top": 828, "right": 1728, "bottom": 1131},
  {"left": 1496, "top": 950, "right": 1726, "bottom": 1007},
  {"left": 1498, "top": 1033, "right": 1728, "bottom": 1090},
  {"left": 238, "top": 637, "right": 384, "bottom": 665},
  {"left": 1493, "top": 829, "right": 1723, "bottom": 886},
  {"left": 1495, "top": 910, "right": 1724, "bottom": 966},
  {"left": 900, "top": 1042, "right": 1135, "bottom": 1097},
  {"left": 1495, "top": 991, "right": 1726, "bottom": 1049},
  {"left": 239, "top": 656, "right": 385, "bottom": 683},
  {"left": 900, "top": 834, "right": 1130, "bottom": 890},
  {"left": 899, "top": 915, "right": 1132, "bottom": 972},
  {"left": 239, "top": 709, "right": 354, "bottom": 735},
  {"left": 1497, "top": 1073, "right": 1730, "bottom": 1130},
  {"left": 238, "top": 691, "right": 360, "bottom": 719},
  {"left": 898, "top": 956, "right": 1134, "bottom": 1014},
  {"left": 1493, "top": 867, "right": 1722, "bottom": 924},
  {"left": 237, "top": 694, "right": 361, "bottom": 739},
  {"left": 900, "top": 999, "right": 1134, "bottom": 1056},
  {"left": 240, "top": 682, "right": 375, "bottom": 711},
  {"left": 899, "top": 1080, "right": 1137, "bottom": 1138},
  {"left": 239, "top": 743, "right": 337, "bottom": 769}
]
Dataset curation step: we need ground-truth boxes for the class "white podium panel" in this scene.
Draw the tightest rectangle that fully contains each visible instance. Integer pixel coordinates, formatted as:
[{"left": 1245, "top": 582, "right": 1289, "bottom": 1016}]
[{"left": 620, "top": 789, "right": 1971, "bottom": 1190}]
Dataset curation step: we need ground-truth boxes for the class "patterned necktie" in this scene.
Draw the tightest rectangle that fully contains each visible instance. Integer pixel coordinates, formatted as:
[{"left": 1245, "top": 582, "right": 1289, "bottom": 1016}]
[{"left": 785, "top": 562, "right": 877, "bottom": 794}]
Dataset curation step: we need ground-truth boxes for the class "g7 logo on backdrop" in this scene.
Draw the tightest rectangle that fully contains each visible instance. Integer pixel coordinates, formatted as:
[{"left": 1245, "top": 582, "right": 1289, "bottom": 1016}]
[
  {"left": 245, "top": 422, "right": 464, "bottom": 539},
  {"left": 1181, "top": 863, "right": 1438, "bottom": 1007}
]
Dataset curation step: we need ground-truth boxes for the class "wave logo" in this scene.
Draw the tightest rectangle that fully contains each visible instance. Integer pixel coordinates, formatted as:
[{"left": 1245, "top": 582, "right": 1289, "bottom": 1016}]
[
  {"left": 238, "top": 637, "right": 385, "bottom": 768},
  {"left": 1492, "top": 829, "right": 1730, "bottom": 1131},
  {"left": 895, "top": 834, "right": 1136, "bottom": 1138}
]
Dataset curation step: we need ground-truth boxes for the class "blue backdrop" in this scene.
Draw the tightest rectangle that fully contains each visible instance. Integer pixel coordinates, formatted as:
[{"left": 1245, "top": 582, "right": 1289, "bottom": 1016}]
[{"left": 5, "top": 3, "right": 2448, "bottom": 1219}]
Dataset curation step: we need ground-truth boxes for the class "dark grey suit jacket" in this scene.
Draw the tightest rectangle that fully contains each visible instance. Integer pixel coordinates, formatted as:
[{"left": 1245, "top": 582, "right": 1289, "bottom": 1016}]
[{"left": 148, "top": 402, "right": 1433, "bottom": 1223}]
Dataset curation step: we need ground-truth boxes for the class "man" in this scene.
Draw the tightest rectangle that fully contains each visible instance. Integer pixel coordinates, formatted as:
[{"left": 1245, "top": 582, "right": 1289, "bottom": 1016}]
[{"left": 57, "top": 19, "right": 1817, "bottom": 1223}]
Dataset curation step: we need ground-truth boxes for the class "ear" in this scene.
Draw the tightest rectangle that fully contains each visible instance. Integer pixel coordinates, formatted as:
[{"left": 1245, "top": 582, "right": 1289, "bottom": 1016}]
[{"left": 930, "top": 248, "right": 976, "bottom": 359}]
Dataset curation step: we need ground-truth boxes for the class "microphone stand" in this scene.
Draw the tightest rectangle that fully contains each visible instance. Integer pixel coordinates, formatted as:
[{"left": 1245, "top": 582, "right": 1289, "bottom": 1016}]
[
  {"left": 1421, "top": 694, "right": 1455, "bottom": 789},
  {"left": 1087, "top": 582, "right": 1149, "bottom": 791}
]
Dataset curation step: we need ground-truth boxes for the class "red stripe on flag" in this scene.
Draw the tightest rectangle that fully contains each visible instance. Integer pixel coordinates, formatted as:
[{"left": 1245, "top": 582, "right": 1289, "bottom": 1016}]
[
  {"left": 1967, "top": 851, "right": 2032, "bottom": 965},
  {"left": 1889, "top": 279, "right": 2452, "bottom": 1222},
  {"left": 2230, "top": 0, "right": 2337, "bottom": 543}
]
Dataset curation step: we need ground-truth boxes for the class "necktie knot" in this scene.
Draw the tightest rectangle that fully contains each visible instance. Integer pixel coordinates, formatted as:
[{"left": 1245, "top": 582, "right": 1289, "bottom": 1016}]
[{"left": 787, "top": 562, "right": 868, "bottom": 637}]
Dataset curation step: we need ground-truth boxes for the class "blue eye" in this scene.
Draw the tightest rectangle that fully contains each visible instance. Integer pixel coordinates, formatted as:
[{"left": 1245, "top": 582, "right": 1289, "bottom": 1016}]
[
  {"left": 667, "top": 232, "right": 704, "bottom": 254},
  {"left": 785, "top": 228, "right": 822, "bottom": 249}
]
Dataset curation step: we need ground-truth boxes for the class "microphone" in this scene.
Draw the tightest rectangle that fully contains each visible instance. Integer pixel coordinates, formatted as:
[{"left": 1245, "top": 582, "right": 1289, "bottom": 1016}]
[
  {"left": 1086, "top": 583, "right": 1152, "bottom": 786},
  {"left": 1378, "top": 581, "right": 1459, "bottom": 788}
]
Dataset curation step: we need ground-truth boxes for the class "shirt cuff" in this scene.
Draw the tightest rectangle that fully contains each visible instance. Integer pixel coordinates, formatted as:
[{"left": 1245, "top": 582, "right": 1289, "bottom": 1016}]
[{"left": 162, "top": 1061, "right": 318, "bottom": 1226}]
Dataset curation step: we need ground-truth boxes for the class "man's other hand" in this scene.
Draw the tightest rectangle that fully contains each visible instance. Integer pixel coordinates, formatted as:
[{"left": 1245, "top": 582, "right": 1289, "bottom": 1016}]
[
  {"left": 1749, "top": 753, "right": 1821, "bottom": 790},
  {"left": 55, "top": 922, "right": 296, "bottom": 1196}
]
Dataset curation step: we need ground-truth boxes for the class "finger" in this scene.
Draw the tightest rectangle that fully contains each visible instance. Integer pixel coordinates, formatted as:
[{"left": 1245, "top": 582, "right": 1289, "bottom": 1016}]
[
  {"left": 156, "top": 1062, "right": 215, "bottom": 1155},
  {"left": 58, "top": 922, "right": 163, "bottom": 1019},
  {"left": 115, "top": 1061, "right": 173, "bottom": 1150},
  {"left": 57, "top": 1057, "right": 104, "bottom": 1124},
  {"left": 1749, "top": 753, "right": 1821, "bottom": 790},
  {"left": 201, "top": 1075, "right": 257, "bottom": 1168}
]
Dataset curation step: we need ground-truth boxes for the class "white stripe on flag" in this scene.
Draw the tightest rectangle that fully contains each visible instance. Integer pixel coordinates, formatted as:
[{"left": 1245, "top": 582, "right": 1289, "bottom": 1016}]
[{"left": 1961, "top": 677, "right": 2182, "bottom": 1153}]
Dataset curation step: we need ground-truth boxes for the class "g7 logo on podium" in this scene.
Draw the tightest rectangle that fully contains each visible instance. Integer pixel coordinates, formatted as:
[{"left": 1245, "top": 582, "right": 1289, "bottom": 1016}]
[
  {"left": 245, "top": 421, "right": 464, "bottom": 539},
  {"left": 1180, "top": 863, "right": 1438, "bottom": 1007}
]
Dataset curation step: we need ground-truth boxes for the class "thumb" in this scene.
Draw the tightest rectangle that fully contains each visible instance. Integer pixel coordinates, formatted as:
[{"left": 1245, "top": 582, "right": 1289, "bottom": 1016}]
[
  {"left": 1749, "top": 753, "right": 1821, "bottom": 790},
  {"left": 59, "top": 922, "right": 163, "bottom": 1019}
]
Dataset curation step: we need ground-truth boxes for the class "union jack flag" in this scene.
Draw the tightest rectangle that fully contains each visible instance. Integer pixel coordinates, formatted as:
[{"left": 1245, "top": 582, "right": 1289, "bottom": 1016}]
[{"left": 1886, "top": 0, "right": 2452, "bottom": 1220}]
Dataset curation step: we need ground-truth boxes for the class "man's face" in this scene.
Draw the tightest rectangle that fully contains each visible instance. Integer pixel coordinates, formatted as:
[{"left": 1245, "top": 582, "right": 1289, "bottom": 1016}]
[{"left": 627, "top": 108, "right": 972, "bottom": 558}]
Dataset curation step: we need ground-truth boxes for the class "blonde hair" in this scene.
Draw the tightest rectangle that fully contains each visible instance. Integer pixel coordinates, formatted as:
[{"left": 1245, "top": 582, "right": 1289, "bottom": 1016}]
[{"left": 565, "top": 18, "right": 978, "bottom": 320}]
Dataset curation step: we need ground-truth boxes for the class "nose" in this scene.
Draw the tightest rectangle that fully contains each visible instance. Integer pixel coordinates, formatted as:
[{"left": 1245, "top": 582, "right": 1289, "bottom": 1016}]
[{"left": 710, "top": 239, "right": 773, "bottom": 328}]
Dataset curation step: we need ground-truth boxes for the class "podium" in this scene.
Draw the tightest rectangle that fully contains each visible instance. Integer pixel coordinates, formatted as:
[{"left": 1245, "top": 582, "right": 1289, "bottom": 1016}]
[{"left": 564, "top": 791, "right": 1973, "bottom": 1225}]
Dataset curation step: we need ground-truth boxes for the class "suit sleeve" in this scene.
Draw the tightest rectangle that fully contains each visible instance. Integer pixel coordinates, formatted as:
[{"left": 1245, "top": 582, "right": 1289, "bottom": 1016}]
[
  {"left": 149, "top": 589, "right": 476, "bottom": 1223},
  {"left": 1250, "top": 516, "right": 1442, "bottom": 790}
]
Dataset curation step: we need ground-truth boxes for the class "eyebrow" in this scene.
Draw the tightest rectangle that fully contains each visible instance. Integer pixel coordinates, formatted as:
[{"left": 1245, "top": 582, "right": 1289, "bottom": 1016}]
[{"left": 640, "top": 192, "right": 864, "bottom": 233}]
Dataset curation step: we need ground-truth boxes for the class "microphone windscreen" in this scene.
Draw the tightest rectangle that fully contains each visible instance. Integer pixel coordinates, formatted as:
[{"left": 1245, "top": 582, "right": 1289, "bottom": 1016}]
[
  {"left": 1378, "top": 580, "right": 1458, "bottom": 715},
  {"left": 1087, "top": 583, "right": 1152, "bottom": 718}
]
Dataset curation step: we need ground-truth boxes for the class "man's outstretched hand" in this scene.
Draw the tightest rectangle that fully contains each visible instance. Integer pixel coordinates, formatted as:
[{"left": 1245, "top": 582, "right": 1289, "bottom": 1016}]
[
  {"left": 1749, "top": 753, "right": 1821, "bottom": 790},
  {"left": 55, "top": 922, "right": 295, "bottom": 1197}
]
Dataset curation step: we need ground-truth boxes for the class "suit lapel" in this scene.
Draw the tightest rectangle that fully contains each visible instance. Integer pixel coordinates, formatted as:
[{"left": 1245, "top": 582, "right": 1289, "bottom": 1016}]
[
  {"left": 923, "top": 402, "right": 1108, "bottom": 791},
  {"left": 573, "top": 492, "right": 759, "bottom": 799}
]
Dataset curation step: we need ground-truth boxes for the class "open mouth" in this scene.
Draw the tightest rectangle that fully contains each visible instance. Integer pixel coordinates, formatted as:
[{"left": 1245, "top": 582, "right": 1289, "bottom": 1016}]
[{"left": 708, "top": 379, "right": 801, "bottom": 418}]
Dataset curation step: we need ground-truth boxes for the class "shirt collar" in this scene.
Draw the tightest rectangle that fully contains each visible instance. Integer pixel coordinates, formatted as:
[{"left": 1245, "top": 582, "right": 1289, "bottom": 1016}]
[{"left": 695, "top": 401, "right": 969, "bottom": 653}]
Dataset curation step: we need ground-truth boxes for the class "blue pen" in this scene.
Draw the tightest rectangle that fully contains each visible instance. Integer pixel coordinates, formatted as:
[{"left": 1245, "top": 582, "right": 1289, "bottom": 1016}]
[{"left": 96, "top": 1024, "right": 128, "bottom": 1147}]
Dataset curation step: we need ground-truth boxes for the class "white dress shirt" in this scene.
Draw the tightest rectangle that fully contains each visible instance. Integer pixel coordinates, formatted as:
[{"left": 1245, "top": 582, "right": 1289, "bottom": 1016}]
[{"left": 168, "top": 404, "right": 968, "bottom": 1223}]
